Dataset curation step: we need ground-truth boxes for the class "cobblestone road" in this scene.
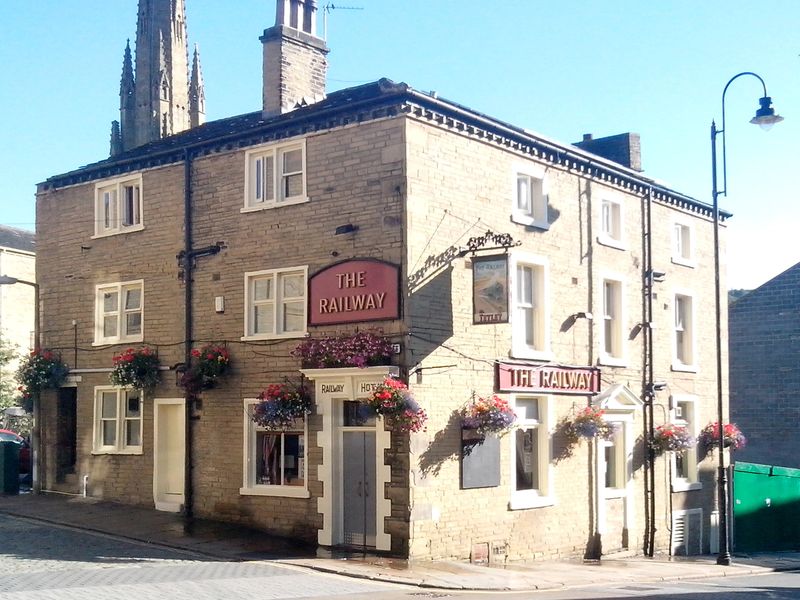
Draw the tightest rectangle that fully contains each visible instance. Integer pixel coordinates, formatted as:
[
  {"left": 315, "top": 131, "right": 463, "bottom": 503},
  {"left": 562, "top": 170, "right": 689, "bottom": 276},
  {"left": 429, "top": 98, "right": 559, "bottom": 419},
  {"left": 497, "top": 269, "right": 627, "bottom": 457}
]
[{"left": 0, "top": 516, "right": 394, "bottom": 599}]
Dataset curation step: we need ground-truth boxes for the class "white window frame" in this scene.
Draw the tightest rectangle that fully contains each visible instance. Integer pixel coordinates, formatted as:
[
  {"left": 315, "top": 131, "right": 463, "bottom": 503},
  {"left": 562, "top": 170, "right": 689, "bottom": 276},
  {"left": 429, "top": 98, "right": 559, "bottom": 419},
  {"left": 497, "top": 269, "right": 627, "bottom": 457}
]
[
  {"left": 671, "top": 219, "right": 695, "bottom": 267},
  {"left": 240, "top": 398, "right": 311, "bottom": 498},
  {"left": 672, "top": 290, "right": 697, "bottom": 372},
  {"left": 597, "top": 195, "right": 626, "bottom": 250},
  {"left": 242, "top": 266, "right": 308, "bottom": 340},
  {"left": 670, "top": 394, "right": 702, "bottom": 492},
  {"left": 92, "top": 386, "right": 144, "bottom": 455},
  {"left": 509, "top": 253, "right": 551, "bottom": 360},
  {"left": 599, "top": 275, "right": 626, "bottom": 366},
  {"left": 511, "top": 162, "right": 549, "bottom": 229},
  {"left": 600, "top": 413, "right": 632, "bottom": 499},
  {"left": 94, "top": 279, "right": 144, "bottom": 346},
  {"left": 243, "top": 139, "right": 308, "bottom": 211},
  {"left": 93, "top": 174, "right": 144, "bottom": 237},
  {"left": 509, "top": 395, "right": 553, "bottom": 510}
]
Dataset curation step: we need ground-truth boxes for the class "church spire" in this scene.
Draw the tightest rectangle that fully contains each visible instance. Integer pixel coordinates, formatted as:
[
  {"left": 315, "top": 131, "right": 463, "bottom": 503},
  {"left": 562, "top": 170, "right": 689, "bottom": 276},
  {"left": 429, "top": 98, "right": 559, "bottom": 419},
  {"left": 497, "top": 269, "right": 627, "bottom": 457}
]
[
  {"left": 113, "top": 0, "right": 198, "bottom": 155},
  {"left": 113, "top": 39, "right": 136, "bottom": 156},
  {"left": 189, "top": 44, "right": 205, "bottom": 128}
]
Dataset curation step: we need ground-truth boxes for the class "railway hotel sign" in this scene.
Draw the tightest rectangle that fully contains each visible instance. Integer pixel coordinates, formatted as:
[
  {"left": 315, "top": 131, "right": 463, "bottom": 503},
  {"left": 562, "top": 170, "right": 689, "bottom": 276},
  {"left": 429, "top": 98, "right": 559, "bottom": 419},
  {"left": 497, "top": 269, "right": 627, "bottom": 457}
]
[
  {"left": 309, "top": 259, "right": 400, "bottom": 325},
  {"left": 497, "top": 362, "right": 601, "bottom": 396}
]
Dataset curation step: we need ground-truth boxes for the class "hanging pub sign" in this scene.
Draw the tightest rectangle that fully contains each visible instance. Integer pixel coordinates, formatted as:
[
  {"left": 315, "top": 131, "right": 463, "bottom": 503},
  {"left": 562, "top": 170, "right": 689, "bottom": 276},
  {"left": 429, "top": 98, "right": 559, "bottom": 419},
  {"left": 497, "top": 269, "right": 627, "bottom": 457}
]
[
  {"left": 472, "top": 255, "right": 509, "bottom": 324},
  {"left": 308, "top": 258, "right": 400, "bottom": 326},
  {"left": 496, "top": 361, "right": 601, "bottom": 396}
]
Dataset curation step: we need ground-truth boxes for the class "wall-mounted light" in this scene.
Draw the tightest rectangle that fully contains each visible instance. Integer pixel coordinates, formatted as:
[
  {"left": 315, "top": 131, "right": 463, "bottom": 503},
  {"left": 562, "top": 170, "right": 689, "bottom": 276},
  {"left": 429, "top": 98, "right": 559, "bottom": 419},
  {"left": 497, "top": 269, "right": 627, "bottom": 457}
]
[
  {"left": 647, "top": 381, "right": 668, "bottom": 393},
  {"left": 334, "top": 223, "right": 359, "bottom": 235},
  {"left": 573, "top": 311, "right": 593, "bottom": 320},
  {"left": 649, "top": 270, "right": 666, "bottom": 283}
]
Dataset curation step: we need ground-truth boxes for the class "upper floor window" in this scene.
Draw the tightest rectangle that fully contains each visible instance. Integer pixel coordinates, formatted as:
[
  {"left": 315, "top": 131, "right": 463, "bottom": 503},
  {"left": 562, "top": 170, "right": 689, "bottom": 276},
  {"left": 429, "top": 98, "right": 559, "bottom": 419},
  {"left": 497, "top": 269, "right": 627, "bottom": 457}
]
[
  {"left": 243, "top": 266, "right": 307, "bottom": 340},
  {"left": 244, "top": 140, "right": 307, "bottom": 211},
  {"left": 93, "top": 387, "right": 143, "bottom": 454},
  {"left": 672, "top": 221, "right": 694, "bottom": 267},
  {"left": 510, "top": 396, "right": 553, "bottom": 509},
  {"left": 673, "top": 293, "right": 696, "bottom": 371},
  {"left": 512, "top": 164, "right": 549, "bottom": 229},
  {"left": 672, "top": 396, "right": 701, "bottom": 491},
  {"left": 241, "top": 398, "right": 310, "bottom": 498},
  {"left": 510, "top": 254, "right": 550, "bottom": 359},
  {"left": 598, "top": 197, "right": 625, "bottom": 249},
  {"left": 94, "top": 175, "right": 143, "bottom": 237},
  {"left": 600, "top": 278, "right": 625, "bottom": 365},
  {"left": 95, "top": 280, "right": 144, "bottom": 345},
  {"left": 601, "top": 422, "right": 627, "bottom": 496}
]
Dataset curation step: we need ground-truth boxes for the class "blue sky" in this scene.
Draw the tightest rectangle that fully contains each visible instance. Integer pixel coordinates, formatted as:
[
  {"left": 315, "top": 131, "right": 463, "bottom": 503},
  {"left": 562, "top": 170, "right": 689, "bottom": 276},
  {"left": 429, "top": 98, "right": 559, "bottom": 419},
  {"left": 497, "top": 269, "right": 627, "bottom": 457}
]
[{"left": 1, "top": 1, "right": 797, "bottom": 289}]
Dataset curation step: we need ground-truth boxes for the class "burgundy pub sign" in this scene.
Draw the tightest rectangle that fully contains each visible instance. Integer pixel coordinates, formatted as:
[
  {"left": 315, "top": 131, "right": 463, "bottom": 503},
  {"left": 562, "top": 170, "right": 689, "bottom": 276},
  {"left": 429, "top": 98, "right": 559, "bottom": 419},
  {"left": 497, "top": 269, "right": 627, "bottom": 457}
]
[
  {"left": 308, "top": 259, "right": 400, "bottom": 326},
  {"left": 496, "top": 361, "right": 601, "bottom": 396}
]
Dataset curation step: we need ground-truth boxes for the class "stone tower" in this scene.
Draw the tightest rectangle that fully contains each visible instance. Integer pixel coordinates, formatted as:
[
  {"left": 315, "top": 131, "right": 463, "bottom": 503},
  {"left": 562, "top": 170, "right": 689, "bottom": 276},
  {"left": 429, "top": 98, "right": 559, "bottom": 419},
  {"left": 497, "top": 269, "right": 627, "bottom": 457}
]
[
  {"left": 111, "top": 0, "right": 205, "bottom": 155},
  {"left": 261, "top": 0, "right": 329, "bottom": 117}
]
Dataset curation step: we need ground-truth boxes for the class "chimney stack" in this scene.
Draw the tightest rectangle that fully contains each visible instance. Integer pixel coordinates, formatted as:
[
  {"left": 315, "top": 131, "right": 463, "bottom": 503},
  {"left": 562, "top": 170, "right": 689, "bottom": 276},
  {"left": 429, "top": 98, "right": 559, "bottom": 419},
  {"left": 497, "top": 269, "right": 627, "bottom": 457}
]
[
  {"left": 574, "top": 132, "right": 642, "bottom": 172},
  {"left": 261, "top": 0, "right": 329, "bottom": 118}
]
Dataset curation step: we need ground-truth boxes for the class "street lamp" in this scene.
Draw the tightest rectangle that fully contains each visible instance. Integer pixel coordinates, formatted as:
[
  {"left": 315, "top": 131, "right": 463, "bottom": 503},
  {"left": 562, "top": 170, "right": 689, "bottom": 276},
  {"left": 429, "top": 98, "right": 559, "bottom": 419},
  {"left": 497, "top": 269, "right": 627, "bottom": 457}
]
[
  {"left": 710, "top": 72, "right": 782, "bottom": 566},
  {"left": 0, "top": 274, "right": 42, "bottom": 493}
]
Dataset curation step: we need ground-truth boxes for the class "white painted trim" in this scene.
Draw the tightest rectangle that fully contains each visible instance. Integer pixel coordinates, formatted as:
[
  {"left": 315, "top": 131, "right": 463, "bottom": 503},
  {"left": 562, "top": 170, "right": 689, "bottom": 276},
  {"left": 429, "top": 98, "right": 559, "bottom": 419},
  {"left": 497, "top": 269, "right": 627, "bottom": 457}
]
[
  {"left": 93, "top": 279, "right": 145, "bottom": 345},
  {"left": 671, "top": 288, "right": 698, "bottom": 372},
  {"left": 302, "top": 366, "right": 397, "bottom": 552},
  {"left": 244, "top": 138, "right": 308, "bottom": 209},
  {"left": 669, "top": 394, "right": 702, "bottom": 491},
  {"left": 508, "top": 394, "right": 554, "bottom": 510},
  {"left": 153, "top": 397, "right": 185, "bottom": 512},
  {"left": 597, "top": 273, "right": 627, "bottom": 366},
  {"left": 93, "top": 173, "right": 144, "bottom": 237},
  {"left": 510, "top": 161, "right": 550, "bottom": 230}
]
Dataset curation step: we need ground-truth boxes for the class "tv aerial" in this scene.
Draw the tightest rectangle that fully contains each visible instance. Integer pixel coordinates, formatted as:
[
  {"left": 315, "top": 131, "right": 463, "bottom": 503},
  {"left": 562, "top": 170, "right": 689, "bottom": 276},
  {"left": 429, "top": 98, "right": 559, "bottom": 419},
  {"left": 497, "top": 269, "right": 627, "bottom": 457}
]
[{"left": 322, "top": 3, "right": 364, "bottom": 40}]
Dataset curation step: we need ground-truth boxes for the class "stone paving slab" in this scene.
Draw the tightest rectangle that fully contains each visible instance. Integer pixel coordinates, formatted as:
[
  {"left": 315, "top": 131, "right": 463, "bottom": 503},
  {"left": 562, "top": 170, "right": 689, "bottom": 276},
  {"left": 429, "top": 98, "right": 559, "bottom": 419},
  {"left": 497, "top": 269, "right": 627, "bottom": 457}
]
[{"left": 1, "top": 492, "right": 799, "bottom": 592}]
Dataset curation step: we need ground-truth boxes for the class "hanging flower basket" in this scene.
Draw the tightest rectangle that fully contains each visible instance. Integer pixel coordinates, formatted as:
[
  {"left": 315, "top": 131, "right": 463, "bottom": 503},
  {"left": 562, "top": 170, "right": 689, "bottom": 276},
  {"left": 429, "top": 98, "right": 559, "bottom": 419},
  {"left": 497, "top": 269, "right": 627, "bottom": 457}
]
[
  {"left": 460, "top": 394, "right": 516, "bottom": 436},
  {"left": 365, "top": 377, "right": 427, "bottom": 433},
  {"left": 650, "top": 423, "right": 695, "bottom": 455},
  {"left": 251, "top": 382, "right": 312, "bottom": 430},
  {"left": 110, "top": 347, "right": 161, "bottom": 391},
  {"left": 566, "top": 406, "right": 615, "bottom": 442},
  {"left": 16, "top": 349, "right": 69, "bottom": 402},
  {"left": 292, "top": 331, "right": 393, "bottom": 368},
  {"left": 699, "top": 422, "right": 746, "bottom": 451},
  {"left": 181, "top": 343, "right": 231, "bottom": 394}
]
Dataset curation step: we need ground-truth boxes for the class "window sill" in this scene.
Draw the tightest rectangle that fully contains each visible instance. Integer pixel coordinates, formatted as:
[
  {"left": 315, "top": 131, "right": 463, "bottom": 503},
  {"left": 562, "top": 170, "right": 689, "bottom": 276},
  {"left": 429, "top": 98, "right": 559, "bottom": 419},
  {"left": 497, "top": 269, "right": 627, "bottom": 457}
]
[
  {"left": 671, "top": 257, "right": 695, "bottom": 269},
  {"left": 596, "top": 235, "right": 627, "bottom": 251},
  {"left": 92, "top": 337, "right": 144, "bottom": 347},
  {"left": 598, "top": 355, "right": 627, "bottom": 368},
  {"left": 509, "top": 493, "right": 554, "bottom": 510},
  {"left": 510, "top": 348, "right": 553, "bottom": 362},
  {"left": 91, "top": 225, "right": 145, "bottom": 239},
  {"left": 672, "top": 480, "right": 702, "bottom": 493},
  {"left": 241, "top": 332, "right": 307, "bottom": 342},
  {"left": 240, "top": 485, "right": 311, "bottom": 498},
  {"left": 604, "top": 488, "right": 627, "bottom": 499},
  {"left": 511, "top": 213, "right": 549, "bottom": 231},
  {"left": 92, "top": 448, "right": 143, "bottom": 456},
  {"left": 241, "top": 197, "right": 309, "bottom": 213},
  {"left": 671, "top": 363, "right": 698, "bottom": 373}
]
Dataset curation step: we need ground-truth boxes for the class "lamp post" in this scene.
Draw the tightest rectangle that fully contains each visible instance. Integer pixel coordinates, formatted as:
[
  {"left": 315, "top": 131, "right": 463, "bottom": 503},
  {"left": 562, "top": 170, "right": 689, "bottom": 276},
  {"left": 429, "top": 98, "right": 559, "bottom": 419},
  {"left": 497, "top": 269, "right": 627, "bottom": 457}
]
[
  {"left": 0, "top": 274, "right": 41, "bottom": 493},
  {"left": 710, "top": 72, "right": 782, "bottom": 566}
]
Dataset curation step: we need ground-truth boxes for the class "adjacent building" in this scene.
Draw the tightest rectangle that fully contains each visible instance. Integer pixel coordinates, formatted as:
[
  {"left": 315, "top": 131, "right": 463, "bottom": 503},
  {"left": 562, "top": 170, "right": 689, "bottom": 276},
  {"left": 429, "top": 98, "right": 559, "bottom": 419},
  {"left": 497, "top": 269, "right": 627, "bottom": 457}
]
[
  {"left": 35, "top": 0, "right": 727, "bottom": 561},
  {"left": 0, "top": 224, "right": 36, "bottom": 373},
  {"left": 729, "top": 262, "right": 800, "bottom": 469}
]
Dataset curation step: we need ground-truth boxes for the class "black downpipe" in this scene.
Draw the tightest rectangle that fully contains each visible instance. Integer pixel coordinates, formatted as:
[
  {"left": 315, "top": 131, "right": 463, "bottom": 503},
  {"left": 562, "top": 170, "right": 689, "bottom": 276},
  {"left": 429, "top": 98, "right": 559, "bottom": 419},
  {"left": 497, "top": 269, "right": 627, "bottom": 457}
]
[
  {"left": 183, "top": 149, "right": 195, "bottom": 522},
  {"left": 642, "top": 186, "right": 656, "bottom": 556}
]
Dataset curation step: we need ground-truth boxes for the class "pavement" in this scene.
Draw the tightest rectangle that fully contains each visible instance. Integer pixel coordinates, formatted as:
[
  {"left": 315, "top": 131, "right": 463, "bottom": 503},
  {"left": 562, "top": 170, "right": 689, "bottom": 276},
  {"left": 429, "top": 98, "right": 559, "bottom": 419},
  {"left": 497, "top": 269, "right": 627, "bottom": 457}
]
[{"left": 0, "top": 491, "right": 798, "bottom": 592}]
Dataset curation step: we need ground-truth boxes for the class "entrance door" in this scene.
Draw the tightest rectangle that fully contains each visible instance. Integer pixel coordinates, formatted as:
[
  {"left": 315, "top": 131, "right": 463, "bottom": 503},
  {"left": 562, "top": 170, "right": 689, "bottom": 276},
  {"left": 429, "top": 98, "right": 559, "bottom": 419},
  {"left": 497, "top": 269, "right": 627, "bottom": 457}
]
[
  {"left": 153, "top": 398, "right": 185, "bottom": 512},
  {"left": 55, "top": 388, "right": 77, "bottom": 483},
  {"left": 342, "top": 430, "right": 376, "bottom": 547}
]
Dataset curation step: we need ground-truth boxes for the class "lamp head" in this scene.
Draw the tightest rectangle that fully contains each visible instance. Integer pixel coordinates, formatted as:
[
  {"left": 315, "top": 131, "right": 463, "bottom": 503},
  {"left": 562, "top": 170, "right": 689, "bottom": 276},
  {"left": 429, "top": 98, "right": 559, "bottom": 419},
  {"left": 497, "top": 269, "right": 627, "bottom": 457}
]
[
  {"left": 0, "top": 275, "right": 20, "bottom": 285},
  {"left": 750, "top": 96, "right": 784, "bottom": 131}
]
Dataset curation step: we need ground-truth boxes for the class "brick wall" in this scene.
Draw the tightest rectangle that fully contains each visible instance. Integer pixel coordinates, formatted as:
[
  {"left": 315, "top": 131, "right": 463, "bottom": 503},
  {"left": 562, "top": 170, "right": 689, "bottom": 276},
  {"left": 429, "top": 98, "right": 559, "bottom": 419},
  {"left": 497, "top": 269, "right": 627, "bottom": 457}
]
[{"left": 729, "top": 262, "right": 800, "bottom": 468}]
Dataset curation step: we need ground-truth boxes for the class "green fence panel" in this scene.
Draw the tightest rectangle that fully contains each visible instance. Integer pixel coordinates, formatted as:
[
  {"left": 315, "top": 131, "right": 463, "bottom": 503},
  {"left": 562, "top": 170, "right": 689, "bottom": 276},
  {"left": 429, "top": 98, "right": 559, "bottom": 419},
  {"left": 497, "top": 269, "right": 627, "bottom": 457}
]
[{"left": 734, "top": 461, "right": 800, "bottom": 552}]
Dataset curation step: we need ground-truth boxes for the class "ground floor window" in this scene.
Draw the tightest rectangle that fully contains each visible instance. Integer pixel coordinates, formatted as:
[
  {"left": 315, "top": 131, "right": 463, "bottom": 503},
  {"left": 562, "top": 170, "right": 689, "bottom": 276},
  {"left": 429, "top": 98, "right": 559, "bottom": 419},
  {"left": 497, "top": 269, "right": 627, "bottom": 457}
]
[
  {"left": 93, "top": 387, "right": 143, "bottom": 454},
  {"left": 241, "top": 399, "right": 309, "bottom": 498},
  {"left": 510, "top": 395, "right": 553, "bottom": 509}
]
